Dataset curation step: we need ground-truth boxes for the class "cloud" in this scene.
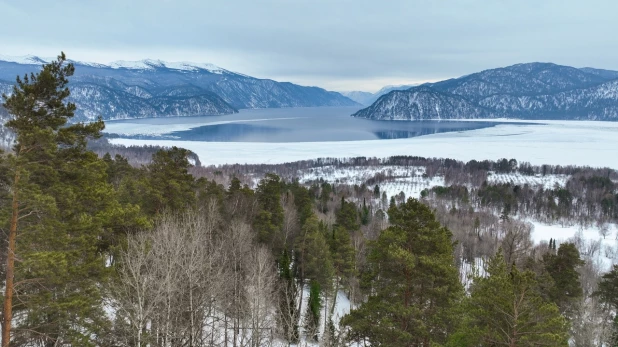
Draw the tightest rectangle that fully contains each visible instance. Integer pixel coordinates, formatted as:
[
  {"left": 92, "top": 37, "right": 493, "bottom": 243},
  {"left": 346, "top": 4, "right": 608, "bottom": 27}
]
[{"left": 2, "top": 0, "right": 618, "bottom": 91}]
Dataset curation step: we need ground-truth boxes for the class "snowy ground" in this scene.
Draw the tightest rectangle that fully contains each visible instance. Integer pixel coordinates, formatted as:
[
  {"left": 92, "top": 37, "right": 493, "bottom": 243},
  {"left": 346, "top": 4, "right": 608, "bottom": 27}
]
[
  {"left": 297, "top": 165, "right": 425, "bottom": 184},
  {"left": 530, "top": 221, "right": 618, "bottom": 271},
  {"left": 487, "top": 172, "right": 569, "bottom": 189},
  {"left": 297, "top": 165, "right": 444, "bottom": 200},
  {"left": 110, "top": 120, "right": 618, "bottom": 169}
]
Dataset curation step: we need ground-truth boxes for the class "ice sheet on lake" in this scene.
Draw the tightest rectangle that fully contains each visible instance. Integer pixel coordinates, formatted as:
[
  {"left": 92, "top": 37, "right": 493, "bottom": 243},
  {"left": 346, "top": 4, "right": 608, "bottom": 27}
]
[
  {"left": 109, "top": 120, "right": 618, "bottom": 169},
  {"left": 104, "top": 117, "right": 305, "bottom": 136}
]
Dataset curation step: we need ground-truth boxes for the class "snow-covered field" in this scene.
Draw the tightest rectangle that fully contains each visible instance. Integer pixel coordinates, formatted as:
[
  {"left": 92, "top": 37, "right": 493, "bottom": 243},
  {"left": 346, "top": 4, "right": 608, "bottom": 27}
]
[
  {"left": 487, "top": 172, "right": 569, "bottom": 189},
  {"left": 297, "top": 165, "right": 444, "bottom": 200},
  {"left": 297, "top": 165, "right": 425, "bottom": 184},
  {"left": 110, "top": 120, "right": 618, "bottom": 169},
  {"left": 530, "top": 221, "right": 618, "bottom": 271}
]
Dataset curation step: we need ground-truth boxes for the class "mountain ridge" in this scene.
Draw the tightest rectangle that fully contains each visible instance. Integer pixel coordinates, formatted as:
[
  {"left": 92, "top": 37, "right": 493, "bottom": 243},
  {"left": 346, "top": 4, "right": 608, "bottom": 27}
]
[
  {"left": 353, "top": 62, "right": 618, "bottom": 121},
  {"left": 0, "top": 55, "right": 359, "bottom": 122}
]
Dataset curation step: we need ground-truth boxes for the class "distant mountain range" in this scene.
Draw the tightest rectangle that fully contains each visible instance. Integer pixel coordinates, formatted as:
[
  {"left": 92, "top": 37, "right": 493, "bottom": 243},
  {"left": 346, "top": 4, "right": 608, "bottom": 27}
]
[
  {"left": 342, "top": 84, "right": 418, "bottom": 105},
  {"left": 353, "top": 63, "right": 618, "bottom": 121},
  {"left": 0, "top": 55, "right": 359, "bottom": 122}
]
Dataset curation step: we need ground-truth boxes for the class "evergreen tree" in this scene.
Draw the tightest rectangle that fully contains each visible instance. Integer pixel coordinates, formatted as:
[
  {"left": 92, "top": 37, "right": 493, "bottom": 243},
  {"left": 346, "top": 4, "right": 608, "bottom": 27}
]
[
  {"left": 543, "top": 242, "right": 584, "bottom": 315},
  {"left": 326, "top": 224, "right": 355, "bottom": 319},
  {"left": 295, "top": 216, "right": 334, "bottom": 291},
  {"left": 295, "top": 216, "right": 334, "bottom": 342},
  {"left": 360, "top": 197, "right": 370, "bottom": 226},
  {"left": 341, "top": 198, "right": 462, "bottom": 346},
  {"left": 255, "top": 174, "right": 284, "bottom": 250},
  {"left": 336, "top": 200, "right": 360, "bottom": 233},
  {"left": 306, "top": 280, "right": 322, "bottom": 341},
  {"left": 595, "top": 265, "right": 618, "bottom": 345},
  {"left": 450, "top": 251, "right": 569, "bottom": 347},
  {"left": 144, "top": 146, "right": 195, "bottom": 215},
  {"left": 1, "top": 53, "right": 125, "bottom": 345}
]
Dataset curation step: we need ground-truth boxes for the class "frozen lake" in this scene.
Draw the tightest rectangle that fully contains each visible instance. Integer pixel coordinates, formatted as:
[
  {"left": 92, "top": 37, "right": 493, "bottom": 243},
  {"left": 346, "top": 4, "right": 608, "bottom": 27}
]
[
  {"left": 104, "top": 107, "right": 522, "bottom": 142},
  {"left": 105, "top": 107, "right": 618, "bottom": 168}
]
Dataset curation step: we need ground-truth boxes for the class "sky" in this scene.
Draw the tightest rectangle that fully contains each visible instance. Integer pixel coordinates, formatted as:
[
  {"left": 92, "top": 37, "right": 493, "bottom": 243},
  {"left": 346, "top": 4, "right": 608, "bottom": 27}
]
[{"left": 2, "top": 0, "right": 618, "bottom": 92}]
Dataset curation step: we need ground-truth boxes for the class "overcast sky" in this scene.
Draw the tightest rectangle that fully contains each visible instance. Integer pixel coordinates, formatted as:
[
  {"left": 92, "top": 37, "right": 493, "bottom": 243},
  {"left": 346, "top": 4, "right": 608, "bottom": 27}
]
[{"left": 2, "top": 0, "right": 618, "bottom": 92}]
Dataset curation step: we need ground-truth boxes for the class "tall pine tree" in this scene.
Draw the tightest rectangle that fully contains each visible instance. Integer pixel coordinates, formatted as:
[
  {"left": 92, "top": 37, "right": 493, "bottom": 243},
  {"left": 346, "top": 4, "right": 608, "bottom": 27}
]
[
  {"left": 1, "top": 53, "right": 124, "bottom": 346},
  {"left": 341, "top": 198, "right": 462, "bottom": 346},
  {"left": 450, "top": 251, "right": 569, "bottom": 347}
]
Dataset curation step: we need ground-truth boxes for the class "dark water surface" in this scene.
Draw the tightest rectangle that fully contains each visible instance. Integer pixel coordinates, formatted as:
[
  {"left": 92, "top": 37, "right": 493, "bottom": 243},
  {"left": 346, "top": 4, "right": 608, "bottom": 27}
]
[{"left": 105, "top": 107, "right": 531, "bottom": 142}]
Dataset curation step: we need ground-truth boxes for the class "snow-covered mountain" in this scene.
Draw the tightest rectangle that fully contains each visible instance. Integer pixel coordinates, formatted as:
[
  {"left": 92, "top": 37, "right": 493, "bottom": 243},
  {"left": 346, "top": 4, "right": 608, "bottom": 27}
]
[
  {"left": 353, "top": 86, "right": 492, "bottom": 120},
  {"left": 353, "top": 63, "right": 618, "bottom": 121},
  {"left": 0, "top": 55, "right": 358, "bottom": 121},
  {"left": 343, "top": 84, "right": 418, "bottom": 105}
]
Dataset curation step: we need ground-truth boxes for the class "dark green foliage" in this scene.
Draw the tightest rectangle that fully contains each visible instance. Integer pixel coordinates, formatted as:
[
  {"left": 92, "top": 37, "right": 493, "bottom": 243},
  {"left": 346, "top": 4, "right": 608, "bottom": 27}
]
[
  {"left": 255, "top": 174, "right": 285, "bottom": 249},
  {"left": 102, "top": 153, "right": 134, "bottom": 188},
  {"left": 1, "top": 53, "right": 134, "bottom": 345},
  {"left": 360, "top": 198, "right": 370, "bottom": 225},
  {"left": 328, "top": 226, "right": 356, "bottom": 281},
  {"left": 431, "top": 185, "right": 469, "bottom": 202},
  {"left": 295, "top": 215, "right": 334, "bottom": 290},
  {"left": 287, "top": 181, "right": 313, "bottom": 226},
  {"left": 596, "top": 265, "right": 618, "bottom": 345},
  {"left": 319, "top": 182, "right": 332, "bottom": 213},
  {"left": 336, "top": 200, "right": 360, "bottom": 232},
  {"left": 450, "top": 251, "right": 569, "bottom": 347},
  {"left": 543, "top": 242, "right": 584, "bottom": 314},
  {"left": 144, "top": 146, "right": 196, "bottom": 215},
  {"left": 306, "top": 281, "right": 322, "bottom": 341},
  {"left": 342, "top": 198, "right": 462, "bottom": 347}
]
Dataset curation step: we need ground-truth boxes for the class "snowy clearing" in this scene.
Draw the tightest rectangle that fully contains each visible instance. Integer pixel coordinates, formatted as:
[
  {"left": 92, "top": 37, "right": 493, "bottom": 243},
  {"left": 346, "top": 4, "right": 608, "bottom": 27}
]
[
  {"left": 530, "top": 221, "right": 618, "bottom": 270},
  {"left": 486, "top": 172, "right": 570, "bottom": 189}
]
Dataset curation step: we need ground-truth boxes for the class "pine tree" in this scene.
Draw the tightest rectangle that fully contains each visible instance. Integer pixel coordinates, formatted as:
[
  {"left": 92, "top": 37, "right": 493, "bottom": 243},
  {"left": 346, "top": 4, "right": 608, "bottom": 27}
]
[
  {"left": 1, "top": 53, "right": 123, "bottom": 345},
  {"left": 255, "top": 174, "right": 284, "bottom": 250},
  {"left": 543, "top": 242, "right": 584, "bottom": 315},
  {"left": 336, "top": 200, "right": 359, "bottom": 233},
  {"left": 296, "top": 216, "right": 334, "bottom": 291},
  {"left": 341, "top": 198, "right": 462, "bottom": 346},
  {"left": 450, "top": 251, "right": 569, "bottom": 347},
  {"left": 326, "top": 225, "right": 355, "bottom": 319},
  {"left": 595, "top": 265, "right": 618, "bottom": 345},
  {"left": 145, "top": 146, "right": 196, "bottom": 215},
  {"left": 295, "top": 216, "right": 334, "bottom": 342}
]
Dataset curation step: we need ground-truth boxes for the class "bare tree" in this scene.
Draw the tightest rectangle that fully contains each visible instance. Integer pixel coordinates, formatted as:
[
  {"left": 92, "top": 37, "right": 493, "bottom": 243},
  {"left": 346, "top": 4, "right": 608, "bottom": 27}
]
[
  {"left": 110, "top": 231, "right": 164, "bottom": 347},
  {"left": 501, "top": 220, "right": 533, "bottom": 269},
  {"left": 245, "top": 247, "right": 278, "bottom": 347}
]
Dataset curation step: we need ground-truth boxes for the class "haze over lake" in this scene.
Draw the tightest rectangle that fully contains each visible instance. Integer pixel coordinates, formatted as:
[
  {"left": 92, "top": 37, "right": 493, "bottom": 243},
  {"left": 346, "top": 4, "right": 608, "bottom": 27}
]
[{"left": 104, "top": 107, "right": 523, "bottom": 142}]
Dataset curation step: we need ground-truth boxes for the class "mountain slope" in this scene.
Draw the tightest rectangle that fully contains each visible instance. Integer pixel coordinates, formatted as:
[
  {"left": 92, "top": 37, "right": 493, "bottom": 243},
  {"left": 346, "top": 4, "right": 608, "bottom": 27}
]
[
  {"left": 354, "top": 62, "right": 618, "bottom": 121},
  {"left": 68, "top": 83, "right": 237, "bottom": 121},
  {"left": 0, "top": 56, "right": 358, "bottom": 121},
  {"left": 352, "top": 87, "right": 494, "bottom": 120}
]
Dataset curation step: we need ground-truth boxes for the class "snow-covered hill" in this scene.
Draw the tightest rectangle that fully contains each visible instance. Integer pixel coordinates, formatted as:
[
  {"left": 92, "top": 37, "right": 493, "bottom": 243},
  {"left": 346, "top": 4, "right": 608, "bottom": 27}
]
[
  {"left": 354, "top": 62, "right": 618, "bottom": 121},
  {"left": 353, "top": 86, "right": 493, "bottom": 120},
  {"left": 0, "top": 55, "right": 359, "bottom": 121}
]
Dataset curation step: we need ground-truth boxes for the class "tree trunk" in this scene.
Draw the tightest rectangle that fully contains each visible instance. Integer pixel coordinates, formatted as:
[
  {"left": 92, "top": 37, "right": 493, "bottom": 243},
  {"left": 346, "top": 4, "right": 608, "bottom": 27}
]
[{"left": 2, "top": 170, "right": 20, "bottom": 347}]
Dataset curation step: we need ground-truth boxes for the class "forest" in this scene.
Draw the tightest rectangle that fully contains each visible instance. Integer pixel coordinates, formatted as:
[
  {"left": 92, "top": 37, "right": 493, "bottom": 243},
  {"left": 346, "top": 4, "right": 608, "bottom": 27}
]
[{"left": 0, "top": 54, "right": 618, "bottom": 347}]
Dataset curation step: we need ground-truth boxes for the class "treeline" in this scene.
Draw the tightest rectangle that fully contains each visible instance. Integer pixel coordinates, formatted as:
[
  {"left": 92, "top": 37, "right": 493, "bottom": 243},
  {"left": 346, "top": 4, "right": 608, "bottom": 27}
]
[
  {"left": 89, "top": 137, "right": 202, "bottom": 166},
  {"left": 422, "top": 171, "right": 618, "bottom": 226},
  {"left": 193, "top": 155, "right": 617, "bottom": 186}
]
